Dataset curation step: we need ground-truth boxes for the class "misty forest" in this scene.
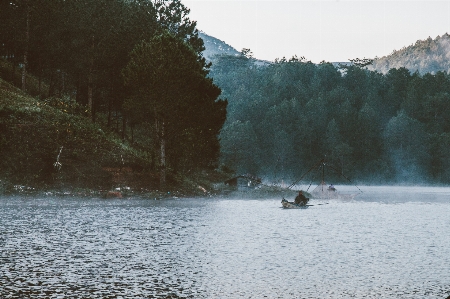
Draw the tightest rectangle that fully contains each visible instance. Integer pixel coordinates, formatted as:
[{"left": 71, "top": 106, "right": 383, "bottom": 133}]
[
  {"left": 211, "top": 53, "right": 450, "bottom": 185},
  {"left": 1, "top": 0, "right": 450, "bottom": 188}
]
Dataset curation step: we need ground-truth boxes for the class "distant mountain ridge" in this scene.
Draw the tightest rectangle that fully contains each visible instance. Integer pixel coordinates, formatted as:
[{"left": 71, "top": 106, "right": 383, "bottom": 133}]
[
  {"left": 369, "top": 33, "right": 450, "bottom": 74},
  {"left": 199, "top": 31, "right": 240, "bottom": 60},
  {"left": 200, "top": 32, "right": 450, "bottom": 75},
  {"left": 199, "top": 31, "right": 271, "bottom": 67}
]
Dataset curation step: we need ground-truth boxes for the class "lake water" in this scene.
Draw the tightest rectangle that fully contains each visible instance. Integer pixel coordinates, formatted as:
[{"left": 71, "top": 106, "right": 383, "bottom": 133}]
[{"left": 1, "top": 186, "right": 450, "bottom": 298}]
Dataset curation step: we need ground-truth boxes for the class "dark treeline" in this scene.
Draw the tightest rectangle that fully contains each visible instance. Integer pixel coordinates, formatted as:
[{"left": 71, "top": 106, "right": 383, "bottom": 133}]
[
  {"left": 211, "top": 53, "right": 450, "bottom": 185},
  {"left": 0, "top": 0, "right": 226, "bottom": 186}
]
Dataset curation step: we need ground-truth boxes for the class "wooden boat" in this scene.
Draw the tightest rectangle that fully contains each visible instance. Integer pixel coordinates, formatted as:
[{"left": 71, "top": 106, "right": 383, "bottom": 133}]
[
  {"left": 287, "top": 159, "right": 362, "bottom": 200},
  {"left": 281, "top": 198, "right": 310, "bottom": 209}
]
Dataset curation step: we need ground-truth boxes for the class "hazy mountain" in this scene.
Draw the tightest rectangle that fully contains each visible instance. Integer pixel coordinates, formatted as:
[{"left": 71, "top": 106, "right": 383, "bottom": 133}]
[
  {"left": 368, "top": 33, "right": 450, "bottom": 74},
  {"left": 201, "top": 31, "right": 450, "bottom": 74},
  {"left": 199, "top": 31, "right": 240, "bottom": 60}
]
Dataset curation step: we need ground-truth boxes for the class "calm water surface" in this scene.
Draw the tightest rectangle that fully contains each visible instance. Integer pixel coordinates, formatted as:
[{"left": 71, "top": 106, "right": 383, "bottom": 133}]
[{"left": 1, "top": 186, "right": 450, "bottom": 298}]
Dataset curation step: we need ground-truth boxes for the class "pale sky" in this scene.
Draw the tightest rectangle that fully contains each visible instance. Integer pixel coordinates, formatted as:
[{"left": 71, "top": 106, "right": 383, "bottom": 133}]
[{"left": 182, "top": 0, "right": 450, "bottom": 63}]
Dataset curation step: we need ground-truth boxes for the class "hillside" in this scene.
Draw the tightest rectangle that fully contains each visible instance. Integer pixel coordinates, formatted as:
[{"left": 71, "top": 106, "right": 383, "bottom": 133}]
[
  {"left": 199, "top": 31, "right": 240, "bottom": 60},
  {"left": 0, "top": 76, "right": 227, "bottom": 196},
  {"left": 200, "top": 32, "right": 270, "bottom": 67},
  {"left": 0, "top": 77, "right": 148, "bottom": 192},
  {"left": 369, "top": 33, "right": 450, "bottom": 74}
]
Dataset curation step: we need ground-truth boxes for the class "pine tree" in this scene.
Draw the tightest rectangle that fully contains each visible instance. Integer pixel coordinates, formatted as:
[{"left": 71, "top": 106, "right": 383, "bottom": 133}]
[{"left": 122, "top": 32, "right": 227, "bottom": 188}]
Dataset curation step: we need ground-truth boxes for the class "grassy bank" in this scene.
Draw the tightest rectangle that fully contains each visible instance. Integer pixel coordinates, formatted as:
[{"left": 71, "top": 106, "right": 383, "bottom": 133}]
[{"left": 0, "top": 77, "right": 229, "bottom": 197}]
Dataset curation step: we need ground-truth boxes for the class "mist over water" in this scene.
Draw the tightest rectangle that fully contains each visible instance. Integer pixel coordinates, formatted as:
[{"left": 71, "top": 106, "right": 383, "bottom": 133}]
[{"left": 1, "top": 186, "right": 449, "bottom": 298}]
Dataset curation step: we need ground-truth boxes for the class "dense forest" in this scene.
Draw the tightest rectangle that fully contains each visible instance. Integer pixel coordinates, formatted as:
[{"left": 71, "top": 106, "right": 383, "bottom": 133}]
[
  {"left": 0, "top": 0, "right": 227, "bottom": 189},
  {"left": 2, "top": 0, "right": 450, "bottom": 189},
  {"left": 210, "top": 53, "right": 450, "bottom": 185}
]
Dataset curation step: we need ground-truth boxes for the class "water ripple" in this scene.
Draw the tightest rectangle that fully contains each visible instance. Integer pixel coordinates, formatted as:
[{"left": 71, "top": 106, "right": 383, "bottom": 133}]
[{"left": 1, "top": 191, "right": 450, "bottom": 298}]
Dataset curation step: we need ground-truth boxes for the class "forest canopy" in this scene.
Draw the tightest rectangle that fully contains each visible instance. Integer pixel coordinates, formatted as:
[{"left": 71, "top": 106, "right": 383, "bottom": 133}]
[
  {"left": 2, "top": 0, "right": 450, "bottom": 187},
  {"left": 210, "top": 53, "right": 450, "bottom": 185},
  {"left": 0, "top": 0, "right": 226, "bottom": 188}
]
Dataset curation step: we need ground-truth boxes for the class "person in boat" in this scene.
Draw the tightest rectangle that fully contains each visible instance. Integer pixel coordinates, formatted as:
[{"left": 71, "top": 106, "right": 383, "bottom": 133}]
[
  {"left": 294, "top": 191, "right": 309, "bottom": 206},
  {"left": 328, "top": 184, "right": 336, "bottom": 191}
]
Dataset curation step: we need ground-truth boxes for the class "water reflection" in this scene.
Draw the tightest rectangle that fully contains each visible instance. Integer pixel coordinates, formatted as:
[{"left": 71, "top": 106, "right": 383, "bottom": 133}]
[{"left": 1, "top": 188, "right": 450, "bottom": 298}]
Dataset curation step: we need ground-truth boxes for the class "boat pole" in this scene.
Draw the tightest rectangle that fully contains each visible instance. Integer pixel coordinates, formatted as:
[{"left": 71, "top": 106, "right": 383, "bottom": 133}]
[
  {"left": 326, "top": 163, "right": 364, "bottom": 194},
  {"left": 287, "top": 159, "right": 324, "bottom": 189},
  {"left": 321, "top": 160, "right": 325, "bottom": 191}
]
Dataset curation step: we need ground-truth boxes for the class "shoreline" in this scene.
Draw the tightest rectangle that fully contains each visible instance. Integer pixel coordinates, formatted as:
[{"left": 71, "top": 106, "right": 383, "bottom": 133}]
[{"left": 0, "top": 183, "right": 300, "bottom": 200}]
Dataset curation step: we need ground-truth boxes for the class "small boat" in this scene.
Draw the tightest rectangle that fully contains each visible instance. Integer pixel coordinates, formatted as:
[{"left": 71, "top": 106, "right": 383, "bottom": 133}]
[
  {"left": 310, "top": 181, "right": 357, "bottom": 200},
  {"left": 281, "top": 198, "right": 311, "bottom": 209},
  {"left": 278, "top": 159, "right": 362, "bottom": 208}
]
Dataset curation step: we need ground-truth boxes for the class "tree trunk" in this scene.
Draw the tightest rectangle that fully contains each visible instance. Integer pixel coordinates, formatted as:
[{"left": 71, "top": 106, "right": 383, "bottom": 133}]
[
  {"left": 61, "top": 71, "right": 65, "bottom": 96},
  {"left": 21, "top": 0, "right": 30, "bottom": 92},
  {"left": 48, "top": 71, "right": 54, "bottom": 97},
  {"left": 107, "top": 107, "right": 112, "bottom": 128},
  {"left": 131, "top": 123, "right": 134, "bottom": 143},
  {"left": 159, "top": 118, "right": 166, "bottom": 190},
  {"left": 122, "top": 115, "right": 126, "bottom": 141},
  {"left": 88, "top": 76, "right": 93, "bottom": 119},
  {"left": 38, "top": 71, "right": 41, "bottom": 96},
  {"left": 107, "top": 93, "right": 112, "bottom": 128},
  {"left": 88, "top": 78, "right": 94, "bottom": 118},
  {"left": 88, "top": 35, "right": 94, "bottom": 121},
  {"left": 75, "top": 75, "right": 81, "bottom": 103},
  {"left": 12, "top": 55, "right": 16, "bottom": 82},
  {"left": 38, "top": 63, "right": 42, "bottom": 98}
]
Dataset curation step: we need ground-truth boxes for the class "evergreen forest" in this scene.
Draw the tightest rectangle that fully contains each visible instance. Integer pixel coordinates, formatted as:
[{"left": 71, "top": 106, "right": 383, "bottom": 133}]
[
  {"left": 0, "top": 0, "right": 226, "bottom": 190},
  {"left": 1, "top": 0, "right": 450, "bottom": 189},
  {"left": 211, "top": 53, "right": 450, "bottom": 185}
]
